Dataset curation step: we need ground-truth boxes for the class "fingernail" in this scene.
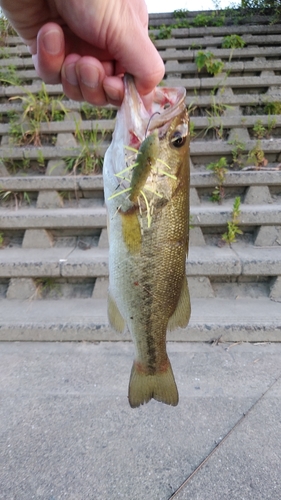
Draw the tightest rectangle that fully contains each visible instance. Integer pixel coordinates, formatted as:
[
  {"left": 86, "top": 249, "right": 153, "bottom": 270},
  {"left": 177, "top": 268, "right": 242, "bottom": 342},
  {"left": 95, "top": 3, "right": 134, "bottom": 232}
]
[
  {"left": 79, "top": 65, "right": 100, "bottom": 88},
  {"left": 42, "top": 30, "right": 63, "bottom": 55},
  {"left": 64, "top": 63, "right": 78, "bottom": 86}
]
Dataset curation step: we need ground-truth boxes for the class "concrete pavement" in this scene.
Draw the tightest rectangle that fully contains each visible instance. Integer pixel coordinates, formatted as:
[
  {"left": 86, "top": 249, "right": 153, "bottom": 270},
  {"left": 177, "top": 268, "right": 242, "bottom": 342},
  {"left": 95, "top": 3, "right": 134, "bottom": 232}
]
[{"left": 1, "top": 341, "right": 281, "bottom": 499}]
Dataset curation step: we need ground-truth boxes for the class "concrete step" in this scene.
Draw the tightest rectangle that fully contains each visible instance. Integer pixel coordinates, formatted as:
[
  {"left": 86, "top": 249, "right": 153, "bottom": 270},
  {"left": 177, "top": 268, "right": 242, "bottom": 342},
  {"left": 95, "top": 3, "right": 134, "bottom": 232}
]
[
  {"left": 4, "top": 27, "right": 281, "bottom": 63},
  {"left": 0, "top": 118, "right": 115, "bottom": 136},
  {"left": 6, "top": 25, "right": 281, "bottom": 48},
  {"left": 192, "top": 203, "right": 281, "bottom": 226},
  {"left": 0, "top": 174, "right": 105, "bottom": 191},
  {"left": 0, "top": 244, "right": 280, "bottom": 278},
  {"left": 0, "top": 144, "right": 108, "bottom": 160},
  {"left": 0, "top": 99, "right": 116, "bottom": 115},
  {"left": 0, "top": 92, "right": 280, "bottom": 116},
  {"left": 1, "top": 171, "right": 281, "bottom": 191},
  {"left": 0, "top": 114, "right": 281, "bottom": 142},
  {"left": 0, "top": 207, "right": 106, "bottom": 229},
  {"left": 0, "top": 297, "right": 280, "bottom": 342},
  {"left": 185, "top": 92, "right": 281, "bottom": 109},
  {"left": 154, "top": 34, "right": 281, "bottom": 49},
  {"left": 1, "top": 245, "right": 280, "bottom": 302},
  {"left": 0, "top": 204, "right": 280, "bottom": 229},
  {"left": 166, "top": 76, "right": 281, "bottom": 94},
  {"left": 149, "top": 14, "right": 280, "bottom": 29},
  {"left": 5, "top": 58, "right": 281, "bottom": 84},
  {"left": 2, "top": 74, "right": 281, "bottom": 99},
  {"left": 1, "top": 138, "right": 280, "bottom": 160},
  {"left": 165, "top": 59, "right": 281, "bottom": 75},
  {"left": 159, "top": 45, "right": 281, "bottom": 61},
  {"left": 1, "top": 23, "right": 280, "bottom": 343},
  {"left": 2, "top": 114, "right": 281, "bottom": 137}
]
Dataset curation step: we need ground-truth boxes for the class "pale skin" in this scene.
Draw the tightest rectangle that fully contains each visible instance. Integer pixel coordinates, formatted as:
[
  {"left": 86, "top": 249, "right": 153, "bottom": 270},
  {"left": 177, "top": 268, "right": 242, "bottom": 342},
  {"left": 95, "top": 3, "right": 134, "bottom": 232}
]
[{"left": 0, "top": 0, "right": 164, "bottom": 105}]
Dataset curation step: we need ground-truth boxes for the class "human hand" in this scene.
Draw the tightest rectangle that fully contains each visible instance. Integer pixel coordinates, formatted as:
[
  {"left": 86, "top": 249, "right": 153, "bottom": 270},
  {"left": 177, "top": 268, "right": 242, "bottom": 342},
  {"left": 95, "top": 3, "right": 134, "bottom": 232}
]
[{"left": 0, "top": 0, "right": 164, "bottom": 106}]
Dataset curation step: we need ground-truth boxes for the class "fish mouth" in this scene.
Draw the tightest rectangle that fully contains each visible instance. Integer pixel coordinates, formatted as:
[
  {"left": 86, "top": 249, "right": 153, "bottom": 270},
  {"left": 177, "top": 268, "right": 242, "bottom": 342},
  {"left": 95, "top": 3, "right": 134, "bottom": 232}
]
[{"left": 123, "top": 74, "right": 186, "bottom": 145}]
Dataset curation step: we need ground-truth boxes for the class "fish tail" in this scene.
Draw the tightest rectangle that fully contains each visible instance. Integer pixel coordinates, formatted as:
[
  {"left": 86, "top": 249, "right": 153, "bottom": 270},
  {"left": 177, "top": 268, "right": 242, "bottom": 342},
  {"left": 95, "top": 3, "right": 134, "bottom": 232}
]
[{"left": 128, "top": 359, "right": 179, "bottom": 408}]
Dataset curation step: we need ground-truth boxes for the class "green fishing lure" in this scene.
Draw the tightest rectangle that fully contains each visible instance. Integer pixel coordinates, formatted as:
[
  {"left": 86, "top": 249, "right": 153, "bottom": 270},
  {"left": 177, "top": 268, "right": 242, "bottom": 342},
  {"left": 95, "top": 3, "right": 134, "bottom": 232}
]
[{"left": 129, "top": 132, "right": 159, "bottom": 203}]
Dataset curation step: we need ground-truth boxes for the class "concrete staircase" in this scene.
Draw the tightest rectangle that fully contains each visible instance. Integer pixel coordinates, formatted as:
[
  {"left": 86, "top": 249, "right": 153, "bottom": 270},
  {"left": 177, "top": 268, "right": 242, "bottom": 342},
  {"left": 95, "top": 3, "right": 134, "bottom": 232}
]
[{"left": 0, "top": 15, "right": 280, "bottom": 341}]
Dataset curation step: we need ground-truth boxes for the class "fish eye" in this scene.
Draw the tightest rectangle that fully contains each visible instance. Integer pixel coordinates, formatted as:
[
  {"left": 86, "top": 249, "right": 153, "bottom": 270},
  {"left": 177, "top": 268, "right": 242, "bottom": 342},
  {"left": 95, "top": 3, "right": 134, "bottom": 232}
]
[
  {"left": 170, "top": 123, "right": 188, "bottom": 148},
  {"left": 171, "top": 131, "right": 186, "bottom": 148}
]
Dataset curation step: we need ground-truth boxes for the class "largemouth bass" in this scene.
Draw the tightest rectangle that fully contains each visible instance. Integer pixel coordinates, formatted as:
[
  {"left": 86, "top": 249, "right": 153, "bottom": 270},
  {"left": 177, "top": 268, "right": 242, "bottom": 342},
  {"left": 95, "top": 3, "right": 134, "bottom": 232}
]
[{"left": 103, "top": 75, "right": 191, "bottom": 408}]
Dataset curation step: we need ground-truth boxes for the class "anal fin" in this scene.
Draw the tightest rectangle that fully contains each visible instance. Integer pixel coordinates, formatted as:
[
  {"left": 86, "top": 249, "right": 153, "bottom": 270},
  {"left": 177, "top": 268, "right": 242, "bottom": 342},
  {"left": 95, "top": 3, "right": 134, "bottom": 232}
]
[
  {"left": 168, "top": 276, "right": 191, "bottom": 331},
  {"left": 107, "top": 291, "right": 126, "bottom": 333}
]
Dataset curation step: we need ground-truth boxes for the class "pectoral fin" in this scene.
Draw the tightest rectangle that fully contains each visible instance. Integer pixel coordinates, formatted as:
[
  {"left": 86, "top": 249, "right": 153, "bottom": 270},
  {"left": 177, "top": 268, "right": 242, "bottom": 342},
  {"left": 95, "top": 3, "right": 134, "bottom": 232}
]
[
  {"left": 168, "top": 276, "right": 191, "bottom": 331},
  {"left": 107, "top": 291, "right": 126, "bottom": 333}
]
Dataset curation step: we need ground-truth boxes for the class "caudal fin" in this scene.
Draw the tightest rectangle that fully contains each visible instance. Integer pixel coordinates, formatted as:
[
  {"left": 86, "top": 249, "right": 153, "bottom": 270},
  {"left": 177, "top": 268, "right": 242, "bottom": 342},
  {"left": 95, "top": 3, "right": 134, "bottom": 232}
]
[{"left": 128, "top": 360, "right": 179, "bottom": 408}]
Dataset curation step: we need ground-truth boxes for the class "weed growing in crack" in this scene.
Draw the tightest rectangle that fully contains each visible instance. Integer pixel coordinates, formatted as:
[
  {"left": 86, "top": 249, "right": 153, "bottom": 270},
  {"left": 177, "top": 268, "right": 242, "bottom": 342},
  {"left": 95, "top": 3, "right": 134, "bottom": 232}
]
[
  {"left": 205, "top": 97, "right": 233, "bottom": 139},
  {"left": 80, "top": 103, "right": 116, "bottom": 120},
  {"left": 0, "top": 189, "right": 31, "bottom": 209},
  {"left": 265, "top": 101, "right": 281, "bottom": 115},
  {"left": 222, "top": 196, "right": 243, "bottom": 245},
  {"left": 195, "top": 51, "right": 224, "bottom": 76},
  {"left": 206, "top": 157, "right": 228, "bottom": 203},
  {"left": 0, "top": 65, "right": 23, "bottom": 86},
  {"left": 252, "top": 118, "right": 276, "bottom": 139},
  {"left": 157, "top": 25, "right": 172, "bottom": 39},
  {"left": 0, "top": 15, "right": 17, "bottom": 39},
  {"left": 222, "top": 34, "right": 246, "bottom": 49},
  {"left": 9, "top": 83, "right": 68, "bottom": 146},
  {"left": 34, "top": 278, "right": 60, "bottom": 299},
  {"left": 64, "top": 124, "right": 105, "bottom": 175},
  {"left": 229, "top": 139, "right": 246, "bottom": 169},
  {"left": 247, "top": 141, "right": 268, "bottom": 167}
]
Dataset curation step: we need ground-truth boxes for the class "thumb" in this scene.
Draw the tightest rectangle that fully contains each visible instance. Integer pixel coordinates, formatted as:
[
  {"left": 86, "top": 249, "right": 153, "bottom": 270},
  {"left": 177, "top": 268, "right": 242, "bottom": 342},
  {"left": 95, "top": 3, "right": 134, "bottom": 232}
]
[
  {"left": 109, "top": 18, "right": 164, "bottom": 96},
  {"left": 127, "top": 36, "right": 165, "bottom": 96}
]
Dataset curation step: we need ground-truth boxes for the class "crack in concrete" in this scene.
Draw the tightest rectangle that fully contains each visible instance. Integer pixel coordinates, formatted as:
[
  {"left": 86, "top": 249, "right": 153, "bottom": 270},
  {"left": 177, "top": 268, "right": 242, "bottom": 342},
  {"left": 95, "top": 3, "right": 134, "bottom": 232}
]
[
  {"left": 168, "top": 372, "right": 281, "bottom": 499},
  {"left": 58, "top": 246, "right": 76, "bottom": 276},
  {"left": 230, "top": 243, "right": 243, "bottom": 275}
]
